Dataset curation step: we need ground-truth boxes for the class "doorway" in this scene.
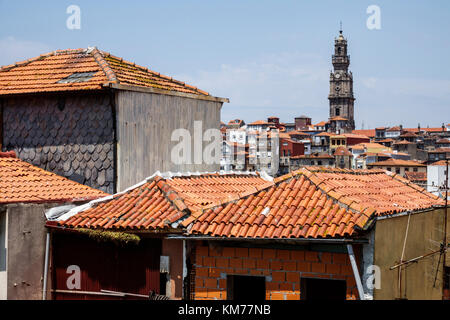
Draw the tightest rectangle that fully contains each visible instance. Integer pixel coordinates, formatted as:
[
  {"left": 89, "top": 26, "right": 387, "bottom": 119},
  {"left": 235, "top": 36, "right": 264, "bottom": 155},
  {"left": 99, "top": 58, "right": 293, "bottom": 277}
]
[{"left": 227, "top": 275, "right": 266, "bottom": 300}]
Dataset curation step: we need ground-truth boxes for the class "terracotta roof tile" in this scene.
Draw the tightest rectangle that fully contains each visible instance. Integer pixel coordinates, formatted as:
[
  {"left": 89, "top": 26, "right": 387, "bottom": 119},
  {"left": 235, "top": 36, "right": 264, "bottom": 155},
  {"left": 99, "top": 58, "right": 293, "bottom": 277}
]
[
  {"left": 57, "top": 168, "right": 443, "bottom": 238},
  {"left": 368, "top": 159, "right": 425, "bottom": 167},
  {"left": 0, "top": 152, "right": 106, "bottom": 204},
  {"left": 185, "top": 167, "right": 443, "bottom": 239},
  {"left": 58, "top": 173, "right": 270, "bottom": 231},
  {"left": 0, "top": 48, "right": 209, "bottom": 96}
]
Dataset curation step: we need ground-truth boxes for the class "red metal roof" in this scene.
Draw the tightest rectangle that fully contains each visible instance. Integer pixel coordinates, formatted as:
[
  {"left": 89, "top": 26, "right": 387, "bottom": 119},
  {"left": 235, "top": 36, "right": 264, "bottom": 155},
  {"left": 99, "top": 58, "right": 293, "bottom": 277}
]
[{"left": 0, "top": 152, "right": 107, "bottom": 204}]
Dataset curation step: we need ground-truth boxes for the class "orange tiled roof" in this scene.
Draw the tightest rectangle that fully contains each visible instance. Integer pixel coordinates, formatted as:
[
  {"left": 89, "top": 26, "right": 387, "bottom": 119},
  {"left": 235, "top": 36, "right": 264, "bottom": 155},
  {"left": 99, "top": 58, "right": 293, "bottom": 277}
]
[
  {"left": 291, "top": 153, "right": 334, "bottom": 159},
  {"left": 0, "top": 152, "right": 107, "bottom": 204},
  {"left": 429, "top": 160, "right": 449, "bottom": 166},
  {"left": 352, "top": 129, "right": 376, "bottom": 137},
  {"left": 367, "top": 159, "right": 425, "bottom": 167},
  {"left": 248, "top": 120, "right": 270, "bottom": 126},
  {"left": 58, "top": 173, "right": 272, "bottom": 230},
  {"left": 0, "top": 48, "right": 209, "bottom": 96},
  {"left": 334, "top": 146, "right": 352, "bottom": 156},
  {"left": 329, "top": 116, "right": 348, "bottom": 121},
  {"left": 182, "top": 167, "right": 443, "bottom": 239},
  {"left": 404, "top": 171, "right": 427, "bottom": 182}
]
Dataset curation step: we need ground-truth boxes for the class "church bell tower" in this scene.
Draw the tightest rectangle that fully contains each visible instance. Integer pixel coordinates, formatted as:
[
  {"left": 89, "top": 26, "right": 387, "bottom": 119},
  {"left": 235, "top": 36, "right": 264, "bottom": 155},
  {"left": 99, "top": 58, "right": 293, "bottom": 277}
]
[{"left": 328, "top": 27, "right": 355, "bottom": 132}]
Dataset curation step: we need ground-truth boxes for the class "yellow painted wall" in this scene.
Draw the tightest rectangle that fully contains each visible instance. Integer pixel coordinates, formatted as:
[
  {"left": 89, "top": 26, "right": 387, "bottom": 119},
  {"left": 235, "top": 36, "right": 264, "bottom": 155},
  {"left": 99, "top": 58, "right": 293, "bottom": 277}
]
[{"left": 373, "top": 207, "right": 449, "bottom": 300}]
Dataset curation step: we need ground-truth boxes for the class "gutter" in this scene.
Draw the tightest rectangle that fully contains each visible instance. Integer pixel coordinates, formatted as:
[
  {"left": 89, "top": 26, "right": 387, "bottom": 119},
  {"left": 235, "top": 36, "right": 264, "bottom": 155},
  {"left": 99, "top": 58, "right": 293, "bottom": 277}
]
[
  {"left": 42, "top": 231, "right": 50, "bottom": 300},
  {"left": 166, "top": 235, "right": 368, "bottom": 244}
]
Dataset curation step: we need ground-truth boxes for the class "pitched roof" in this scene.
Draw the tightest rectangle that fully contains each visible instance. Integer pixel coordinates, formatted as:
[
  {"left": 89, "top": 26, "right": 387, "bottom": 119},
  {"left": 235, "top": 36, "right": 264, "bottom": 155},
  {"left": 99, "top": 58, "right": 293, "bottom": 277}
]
[
  {"left": 291, "top": 153, "right": 334, "bottom": 159},
  {"left": 393, "top": 139, "right": 414, "bottom": 145},
  {"left": 367, "top": 159, "right": 425, "bottom": 167},
  {"left": 329, "top": 116, "right": 348, "bottom": 121},
  {"left": 352, "top": 129, "right": 376, "bottom": 137},
  {"left": 0, "top": 47, "right": 213, "bottom": 97},
  {"left": 404, "top": 171, "right": 427, "bottom": 182},
  {"left": 334, "top": 146, "right": 352, "bottom": 156},
  {"left": 0, "top": 151, "right": 107, "bottom": 204},
  {"left": 182, "top": 167, "right": 443, "bottom": 239},
  {"left": 248, "top": 120, "right": 270, "bottom": 126},
  {"left": 56, "top": 172, "right": 272, "bottom": 231}
]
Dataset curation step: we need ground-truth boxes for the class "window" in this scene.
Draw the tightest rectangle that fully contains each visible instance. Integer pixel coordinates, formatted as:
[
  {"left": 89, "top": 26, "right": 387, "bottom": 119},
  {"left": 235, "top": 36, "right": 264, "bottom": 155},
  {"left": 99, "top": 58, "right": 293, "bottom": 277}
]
[
  {"left": 300, "top": 278, "right": 346, "bottom": 300},
  {"left": 318, "top": 160, "right": 322, "bottom": 165},
  {"left": 336, "top": 108, "right": 340, "bottom": 116},
  {"left": 396, "top": 168, "right": 400, "bottom": 174},
  {"left": 413, "top": 168, "right": 418, "bottom": 172},
  {"left": 405, "top": 168, "right": 409, "bottom": 172},
  {"left": 387, "top": 167, "right": 391, "bottom": 172},
  {"left": 227, "top": 275, "right": 266, "bottom": 300}
]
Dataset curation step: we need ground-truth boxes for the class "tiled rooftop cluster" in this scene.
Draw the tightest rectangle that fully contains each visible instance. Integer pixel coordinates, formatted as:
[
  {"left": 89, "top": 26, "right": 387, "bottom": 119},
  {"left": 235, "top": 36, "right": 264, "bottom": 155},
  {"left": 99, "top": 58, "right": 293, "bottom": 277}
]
[
  {"left": 58, "top": 168, "right": 443, "bottom": 239},
  {"left": 59, "top": 173, "right": 272, "bottom": 230}
]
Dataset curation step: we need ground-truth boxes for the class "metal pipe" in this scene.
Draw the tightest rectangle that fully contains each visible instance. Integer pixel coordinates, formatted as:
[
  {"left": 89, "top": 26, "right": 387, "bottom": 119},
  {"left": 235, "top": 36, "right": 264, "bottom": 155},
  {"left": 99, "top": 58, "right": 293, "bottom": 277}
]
[
  {"left": 347, "top": 244, "right": 365, "bottom": 300},
  {"left": 42, "top": 231, "right": 50, "bottom": 300},
  {"left": 182, "top": 240, "right": 187, "bottom": 300}
]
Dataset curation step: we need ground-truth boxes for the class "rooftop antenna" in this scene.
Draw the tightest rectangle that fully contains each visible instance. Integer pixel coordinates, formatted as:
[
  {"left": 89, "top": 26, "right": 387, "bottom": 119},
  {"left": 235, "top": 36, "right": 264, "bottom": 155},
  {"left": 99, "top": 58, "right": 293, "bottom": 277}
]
[{"left": 340, "top": 21, "right": 343, "bottom": 34}]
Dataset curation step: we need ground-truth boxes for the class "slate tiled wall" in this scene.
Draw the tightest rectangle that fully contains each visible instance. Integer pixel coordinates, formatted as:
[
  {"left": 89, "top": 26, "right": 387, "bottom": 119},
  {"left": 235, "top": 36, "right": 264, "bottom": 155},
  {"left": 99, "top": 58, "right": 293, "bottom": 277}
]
[{"left": 2, "top": 93, "right": 115, "bottom": 194}]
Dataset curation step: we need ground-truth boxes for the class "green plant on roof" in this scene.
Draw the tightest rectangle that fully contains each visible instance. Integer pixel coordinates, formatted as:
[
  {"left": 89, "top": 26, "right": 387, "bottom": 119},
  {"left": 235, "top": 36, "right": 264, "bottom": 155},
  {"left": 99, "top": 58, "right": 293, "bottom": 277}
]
[{"left": 77, "top": 228, "right": 141, "bottom": 246}]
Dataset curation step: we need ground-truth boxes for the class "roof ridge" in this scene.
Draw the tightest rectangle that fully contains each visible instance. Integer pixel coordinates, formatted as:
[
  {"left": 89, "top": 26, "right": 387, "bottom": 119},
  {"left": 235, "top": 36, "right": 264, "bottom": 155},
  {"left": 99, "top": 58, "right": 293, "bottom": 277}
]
[
  {"left": 91, "top": 48, "right": 118, "bottom": 83},
  {"left": 99, "top": 50, "right": 210, "bottom": 96},
  {"left": 152, "top": 176, "right": 190, "bottom": 214}
]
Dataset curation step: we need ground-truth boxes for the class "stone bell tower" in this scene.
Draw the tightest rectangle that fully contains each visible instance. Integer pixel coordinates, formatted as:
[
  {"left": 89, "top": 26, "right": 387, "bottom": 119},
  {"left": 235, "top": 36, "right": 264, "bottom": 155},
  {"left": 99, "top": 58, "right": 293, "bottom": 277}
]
[{"left": 328, "top": 27, "right": 355, "bottom": 133}]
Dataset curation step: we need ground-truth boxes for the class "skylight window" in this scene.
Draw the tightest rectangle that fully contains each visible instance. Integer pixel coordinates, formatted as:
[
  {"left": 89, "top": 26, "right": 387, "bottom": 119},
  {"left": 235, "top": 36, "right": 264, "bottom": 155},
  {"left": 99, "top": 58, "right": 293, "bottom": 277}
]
[{"left": 57, "top": 72, "right": 96, "bottom": 83}]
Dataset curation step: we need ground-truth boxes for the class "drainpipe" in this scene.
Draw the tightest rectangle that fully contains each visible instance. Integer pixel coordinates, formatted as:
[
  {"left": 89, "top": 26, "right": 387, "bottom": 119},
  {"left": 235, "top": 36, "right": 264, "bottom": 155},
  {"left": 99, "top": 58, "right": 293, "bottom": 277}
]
[
  {"left": 182, "top": 240, "right": 187, "bottom": 300},
  {"left": 347, "top": 244, "right": 366, "bottom": 300},
  {"left": 42, "top": 231, "right": 50, "bottom": 300}
]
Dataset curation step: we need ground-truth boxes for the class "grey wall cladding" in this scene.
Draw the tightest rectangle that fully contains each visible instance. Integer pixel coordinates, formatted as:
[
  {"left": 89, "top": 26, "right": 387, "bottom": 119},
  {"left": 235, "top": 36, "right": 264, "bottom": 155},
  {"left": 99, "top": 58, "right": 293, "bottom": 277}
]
[{"left": 2, "top": 93, "right": 115, "bottom": 194}]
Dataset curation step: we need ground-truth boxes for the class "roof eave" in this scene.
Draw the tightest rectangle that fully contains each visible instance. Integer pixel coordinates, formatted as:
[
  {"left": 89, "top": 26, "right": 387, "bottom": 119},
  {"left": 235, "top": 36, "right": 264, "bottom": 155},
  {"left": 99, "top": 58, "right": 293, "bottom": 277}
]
[
  {"left": 166, "top": 235, "right": 369, "bottom": 244},
  {"left": 104, "top": 82, "right": 230, "bottom": 103}
]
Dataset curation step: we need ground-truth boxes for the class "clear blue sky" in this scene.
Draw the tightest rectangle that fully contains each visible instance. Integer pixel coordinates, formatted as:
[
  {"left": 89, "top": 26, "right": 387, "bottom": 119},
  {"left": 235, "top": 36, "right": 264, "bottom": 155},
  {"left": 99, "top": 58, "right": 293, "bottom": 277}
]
[{"left": 1, "top": 0, "right": 449, "bottom": 128}]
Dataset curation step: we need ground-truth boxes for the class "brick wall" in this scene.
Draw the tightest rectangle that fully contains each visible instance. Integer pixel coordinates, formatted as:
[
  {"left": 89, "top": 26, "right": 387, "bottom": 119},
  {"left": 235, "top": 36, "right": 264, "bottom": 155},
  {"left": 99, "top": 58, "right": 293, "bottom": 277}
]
[{"left": 193, "top": 245, "right": 359, "bottom": 300}]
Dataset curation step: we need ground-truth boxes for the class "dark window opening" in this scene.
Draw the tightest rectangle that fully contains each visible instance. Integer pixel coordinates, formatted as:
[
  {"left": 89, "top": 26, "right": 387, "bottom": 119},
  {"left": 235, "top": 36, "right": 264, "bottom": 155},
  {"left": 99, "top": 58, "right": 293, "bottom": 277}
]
[
  {"left": 300, "top": 278, "right": 346, "bottom": 300},
  {"left": 57, "top": 71, "right": 96, "bottom": 83},
  {"left": 444, "top": 267, "right": 450, "bottom": 290},
  {"left": 227, "top": 275, "right": 265, "bottom": 300},
  {"left": 336, "top": 108, "right": 340, "bottom": 116}
]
